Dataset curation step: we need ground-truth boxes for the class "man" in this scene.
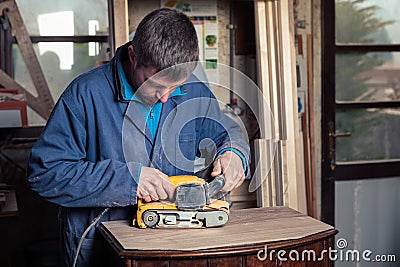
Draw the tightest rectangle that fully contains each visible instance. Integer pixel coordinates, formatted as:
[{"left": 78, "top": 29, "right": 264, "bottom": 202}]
[{"left": 27, "top": 8, "right": 249, "bottom": 266}]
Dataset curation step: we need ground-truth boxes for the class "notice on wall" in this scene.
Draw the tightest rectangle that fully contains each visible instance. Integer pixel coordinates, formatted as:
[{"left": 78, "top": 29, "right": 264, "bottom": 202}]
[
  {"left": 160, "top": 1, "right": 217, "bottom": 16},
  {"left": 161, "top": 0, "right": 219, "bottom": 82}
]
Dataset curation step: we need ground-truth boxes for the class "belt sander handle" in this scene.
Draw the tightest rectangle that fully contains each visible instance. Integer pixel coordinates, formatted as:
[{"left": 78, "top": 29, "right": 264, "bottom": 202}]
[{"left": 207, "top": 174, "right": 225, "bottom": 199}]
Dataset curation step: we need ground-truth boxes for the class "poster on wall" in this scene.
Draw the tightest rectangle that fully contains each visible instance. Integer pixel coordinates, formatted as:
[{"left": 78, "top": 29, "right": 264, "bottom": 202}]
[
  {"left": 160, "top": 0, "right": 218, "bottom": 82},
  {"left": 160, "top": 0, "right": 217, "bottom": 16}
]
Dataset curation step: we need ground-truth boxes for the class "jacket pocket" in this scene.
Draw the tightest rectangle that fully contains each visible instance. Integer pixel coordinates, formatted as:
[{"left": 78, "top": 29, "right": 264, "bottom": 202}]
[
  {"left": 176, "top": 132, "right": 197, "bottom": 170},
  {"left": 179, "top": 132, "right": 196, "bottom": 142}
]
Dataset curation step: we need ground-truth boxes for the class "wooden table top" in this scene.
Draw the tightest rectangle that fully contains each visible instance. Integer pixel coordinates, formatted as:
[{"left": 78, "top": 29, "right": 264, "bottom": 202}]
[{"left": 99, "top": 206, "right": 336, "bottom": 257}]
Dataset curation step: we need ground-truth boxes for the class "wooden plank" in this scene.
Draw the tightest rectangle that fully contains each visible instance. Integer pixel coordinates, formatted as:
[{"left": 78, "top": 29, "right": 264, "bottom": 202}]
[
  {"left": 254, "top": 0, "right": 279, "bottom": 208},
  {"left": 280, "top": 0, "right": 307, "bottom": 214},
  {"left": 254, "top": 0, "right": 271, "bottom": 109},
  {"left": 113, "top": 0, "right": 129, "bottom": 48},
  {"left": 100, "top": 207, "right": 334, "bottom": 252},
  {"left": 254, "top": 139, "right": 275, "bottom": 207},
  {"left": 253, "top": 0, "right": 306, "bottom": 213},
  {"left": 302, "top": 109, "right": 313, "bottom": 216},
  {"left": 307, "top": 34, "right": 318, "bottom": 218}
]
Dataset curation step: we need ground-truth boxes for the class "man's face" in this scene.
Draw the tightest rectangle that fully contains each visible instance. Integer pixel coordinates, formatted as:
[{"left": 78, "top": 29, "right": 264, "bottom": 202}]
[
  {"left": 132, "top": 65, "right": 186, "bottom": 105},
  {"left": 128, "top": 45, "right": 187, "bottom": 105}
]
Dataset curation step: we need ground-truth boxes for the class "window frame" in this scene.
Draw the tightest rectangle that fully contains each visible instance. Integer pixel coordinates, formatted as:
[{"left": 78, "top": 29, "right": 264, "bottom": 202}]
[
  {"left": 321, "top": 0, "right": 400, "bottom": 225},
  {"left": 0, "top": 0, "right": 112, "bottom": 121}
]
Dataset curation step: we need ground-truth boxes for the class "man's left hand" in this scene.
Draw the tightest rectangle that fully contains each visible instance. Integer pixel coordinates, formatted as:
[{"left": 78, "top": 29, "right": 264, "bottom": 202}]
[{"left": 211, "top": 151, "right": 245, "bottom": 192}]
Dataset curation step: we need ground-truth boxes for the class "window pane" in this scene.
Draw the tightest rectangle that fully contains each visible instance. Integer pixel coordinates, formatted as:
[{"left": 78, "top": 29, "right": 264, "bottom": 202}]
[
  {"left": 336, "top": 108, "right": 400, "bottom": 161},
  {"left": 16, "top": 0, "right": 108, "bottom": 36},
  {"left": 335, "top": 0, "right": 400, "bottom": 44},
  {"left": 13, "top": 42, "right": 107, "bottom": 125},
  {"left": 335, "top": 177, "right": 400, "bottom": 267},
  {"left": 336, "top": 52, "right": 400, "bottom": 101}
]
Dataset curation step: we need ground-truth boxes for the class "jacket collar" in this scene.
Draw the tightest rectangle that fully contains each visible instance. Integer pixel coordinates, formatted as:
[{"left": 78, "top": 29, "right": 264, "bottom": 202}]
[
  {"left": 118, "top": 60, "right": 186, "bottom": 102},
  {"left": 110, "top": 42, "right": 130, "bottom": 102}
]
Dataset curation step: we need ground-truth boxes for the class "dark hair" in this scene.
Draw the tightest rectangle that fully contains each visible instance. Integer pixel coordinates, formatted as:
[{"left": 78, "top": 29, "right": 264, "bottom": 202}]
[{"left": 132, "top": 8, "right": 199, "bottom": 75}]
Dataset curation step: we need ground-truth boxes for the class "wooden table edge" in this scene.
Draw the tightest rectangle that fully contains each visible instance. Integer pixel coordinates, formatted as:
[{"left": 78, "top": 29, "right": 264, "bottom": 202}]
[{"left": 98, "top": 223, "right": 338, "bottom": 259}]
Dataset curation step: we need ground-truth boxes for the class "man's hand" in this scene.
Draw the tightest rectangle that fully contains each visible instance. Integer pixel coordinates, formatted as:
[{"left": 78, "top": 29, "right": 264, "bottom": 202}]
[
  {"left": 211, "top": 151, "right": 245, "bottom": 192},
  {"left": 137, "top": 167, "right": 175, "bottom": 202}
]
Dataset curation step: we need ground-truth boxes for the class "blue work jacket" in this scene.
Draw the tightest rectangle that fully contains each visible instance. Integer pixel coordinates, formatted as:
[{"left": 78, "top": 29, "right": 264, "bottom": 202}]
[{"left": 27, "top": 42, "right": 250, "bottom": 266}]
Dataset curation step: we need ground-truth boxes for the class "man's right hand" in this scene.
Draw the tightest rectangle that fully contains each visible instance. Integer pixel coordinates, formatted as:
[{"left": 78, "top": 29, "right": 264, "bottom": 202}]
[{"left": 137, "top": 167, "right": 175, "bottom": 202}]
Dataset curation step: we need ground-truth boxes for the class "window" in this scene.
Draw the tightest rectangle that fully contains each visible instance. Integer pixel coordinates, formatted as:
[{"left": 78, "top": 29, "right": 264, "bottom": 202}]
[
  {"left": 322, "top": 0, "right": 400, "bottom": 261},
  {"left": 1, "top": 0, "right": 110, "bottom": 125}
]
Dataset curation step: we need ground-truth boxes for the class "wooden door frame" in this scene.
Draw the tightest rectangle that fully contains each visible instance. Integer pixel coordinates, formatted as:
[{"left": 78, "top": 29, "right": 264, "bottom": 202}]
[
  {"left": 321, "top": 0, "right": 335, "bottom": 226},
  {"left": 321, "top": 0, "right": 400, "bottom": 226}
]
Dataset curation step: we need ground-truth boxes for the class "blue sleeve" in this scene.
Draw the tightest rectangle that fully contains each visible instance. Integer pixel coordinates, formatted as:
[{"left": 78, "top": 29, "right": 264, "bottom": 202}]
[
  {"left": 196, "top": 89, "right": 251, "bottom": 177},
  {"left": 217, "top": 147, "right": 247, "bottom": 174},
  {"left": 27, "top": 96, "right": 140, "bottom": 208}
]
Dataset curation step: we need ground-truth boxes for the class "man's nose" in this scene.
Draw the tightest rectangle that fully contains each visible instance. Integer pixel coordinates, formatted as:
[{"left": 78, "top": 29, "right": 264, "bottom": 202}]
[
  {"left": 158, "top": 89, "right": 174, "bottom": 103},
  {"left": 159, "top": 93, "right": 169, "bottom": 103}
]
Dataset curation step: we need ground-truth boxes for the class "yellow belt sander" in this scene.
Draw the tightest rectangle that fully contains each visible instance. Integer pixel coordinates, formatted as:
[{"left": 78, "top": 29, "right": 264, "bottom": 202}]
[{"left": 134, "top": 174, "right": 229, "bottom": 228}]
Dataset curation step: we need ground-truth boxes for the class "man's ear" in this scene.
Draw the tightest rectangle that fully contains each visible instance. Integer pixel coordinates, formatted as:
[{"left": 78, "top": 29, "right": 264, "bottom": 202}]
[{"left": 128, "top": 45, "right": 137, "bottom": 67}]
